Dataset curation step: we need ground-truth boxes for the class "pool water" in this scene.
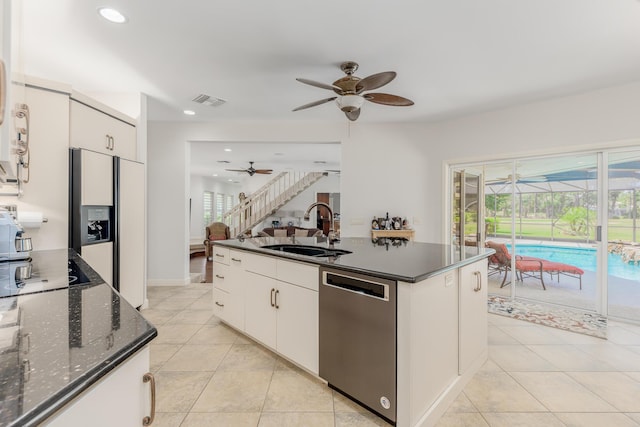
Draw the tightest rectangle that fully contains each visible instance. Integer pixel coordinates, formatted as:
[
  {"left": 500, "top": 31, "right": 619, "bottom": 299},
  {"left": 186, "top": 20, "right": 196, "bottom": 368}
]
[{"left": 508, "top": 244, "right": 640, "bottom": 282}]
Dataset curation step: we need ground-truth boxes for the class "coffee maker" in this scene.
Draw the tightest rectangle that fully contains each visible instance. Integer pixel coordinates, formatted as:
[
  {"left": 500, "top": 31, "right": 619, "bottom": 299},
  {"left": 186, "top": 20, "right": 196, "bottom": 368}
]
[{"left": 0, "top": 207, "right": 32, "bottom": 261}]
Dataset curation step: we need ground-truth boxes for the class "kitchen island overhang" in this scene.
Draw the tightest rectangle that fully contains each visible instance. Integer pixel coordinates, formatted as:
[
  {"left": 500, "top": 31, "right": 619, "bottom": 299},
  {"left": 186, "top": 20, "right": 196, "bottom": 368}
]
[{"left": 213, "top": 236, "right": 493, "bottom": 283}]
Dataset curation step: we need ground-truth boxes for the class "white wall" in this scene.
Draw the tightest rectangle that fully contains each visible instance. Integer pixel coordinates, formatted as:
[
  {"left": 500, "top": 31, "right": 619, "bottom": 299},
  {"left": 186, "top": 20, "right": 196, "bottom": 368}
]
[
  {"left": 147, "top": 122, "right": 191, "bottom": 285},
  {"left": 341, "top": 123, "right": 437, "bottom": 241},
  {"left": 147, "top": 82, "right": 640, "bottom": 285},
  {"left": 189, "top": 175, "right": 236, "bottom": 240}
]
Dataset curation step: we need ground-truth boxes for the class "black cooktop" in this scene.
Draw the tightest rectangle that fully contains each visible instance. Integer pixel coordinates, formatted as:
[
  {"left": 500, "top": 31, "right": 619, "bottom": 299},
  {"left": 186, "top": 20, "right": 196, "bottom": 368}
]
[{"left": 1, "top": 250, "right": 97, "bottom": 298}]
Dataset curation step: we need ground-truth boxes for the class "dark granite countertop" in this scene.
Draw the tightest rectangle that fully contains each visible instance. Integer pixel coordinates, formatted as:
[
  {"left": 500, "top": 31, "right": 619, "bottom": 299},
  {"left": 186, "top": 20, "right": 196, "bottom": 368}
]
[
  {"left": 213, "top": 237, "right": 494, "bottom": 282},
  {"left": 0, "top": 249, "right": 157, "bottom": 427}
]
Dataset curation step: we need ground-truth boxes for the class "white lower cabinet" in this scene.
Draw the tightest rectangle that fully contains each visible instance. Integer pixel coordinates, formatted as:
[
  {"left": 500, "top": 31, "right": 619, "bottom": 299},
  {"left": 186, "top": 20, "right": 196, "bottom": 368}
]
[
  {"left": 275, "top": 279, "right": 318, "bottom": 373},
  {"left": 212, "top": 249, "right": 245, "bottom": 330},
  {"left": 44, "top": 347, "right": 153, "bottom": 427},
  {"left": 212, "top": 246, "right": 319, "bottom": 374},
  {"left": 244, "top": 272, "right": 278, "bottom": 348},
  {"left": 244, "top": 270, "right": 319, "bottom": 374},
  {"left": 459, "top": 259, "right": 488, "bottom": 374},
  {"left": 397, "top": 271, "right": 459, "bottom": 427}
]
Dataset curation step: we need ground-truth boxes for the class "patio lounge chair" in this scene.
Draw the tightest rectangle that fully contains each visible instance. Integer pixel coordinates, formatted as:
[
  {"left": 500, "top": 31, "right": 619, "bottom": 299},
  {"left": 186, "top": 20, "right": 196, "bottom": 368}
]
[{"left": 485, "top": 241, "right": 584, "bottom": 290}]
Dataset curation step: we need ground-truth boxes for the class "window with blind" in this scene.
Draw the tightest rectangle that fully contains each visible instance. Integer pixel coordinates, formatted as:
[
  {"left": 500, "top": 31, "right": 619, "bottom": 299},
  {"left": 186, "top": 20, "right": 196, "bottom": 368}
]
[
  {"left": 215, "top": 193, "right": 225, "bottom": 222},
  {"left": 226, "top": 194, "right": 234, "bottom": 212},
  {"left": 203, "top": 191, "right": 213, "bottom": 225}
]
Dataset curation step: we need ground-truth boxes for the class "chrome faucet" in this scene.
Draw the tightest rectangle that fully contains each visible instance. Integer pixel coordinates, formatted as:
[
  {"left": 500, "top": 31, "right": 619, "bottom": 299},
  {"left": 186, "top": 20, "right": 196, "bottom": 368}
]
[{"left": 304, "top": 202, "right": 339, "bottom": 244}]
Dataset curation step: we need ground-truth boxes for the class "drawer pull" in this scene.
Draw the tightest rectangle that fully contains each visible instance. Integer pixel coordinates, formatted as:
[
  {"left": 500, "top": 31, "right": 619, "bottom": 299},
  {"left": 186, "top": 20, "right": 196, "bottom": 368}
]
[
  {"left": 215, "top": 274, "right": 224, "bottom": 279},
  {"left": 215, "top": 301, "right": 224, "bottom": 307},
  {"left": 215, "top": 253, "right": 225, "bottom": 258},
  {"left": 142, "top": 372, "right": 156, "bottom": 426},
  {"left": 231, "top": 257, "right": 242, "bottom": 263}
]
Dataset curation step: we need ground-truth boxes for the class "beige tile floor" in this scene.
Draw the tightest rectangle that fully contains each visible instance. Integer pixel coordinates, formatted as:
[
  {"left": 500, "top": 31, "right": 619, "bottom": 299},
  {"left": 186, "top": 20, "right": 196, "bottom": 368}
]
[{"left": 142, "top": 283, "right": 640, "bottom": 427}]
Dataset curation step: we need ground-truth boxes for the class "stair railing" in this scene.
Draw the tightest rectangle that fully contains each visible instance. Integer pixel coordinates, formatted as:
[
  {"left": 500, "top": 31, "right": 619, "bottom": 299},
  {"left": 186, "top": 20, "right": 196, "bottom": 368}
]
[{"left": 223, "top": 171, "right": 326, "bottom": 236}]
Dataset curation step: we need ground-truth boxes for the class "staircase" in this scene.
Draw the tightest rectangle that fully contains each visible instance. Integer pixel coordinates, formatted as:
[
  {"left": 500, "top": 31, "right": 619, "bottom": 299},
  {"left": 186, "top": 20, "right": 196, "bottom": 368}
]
[{"left": 223, "top": 171, "right": 327, "bottom": 237}]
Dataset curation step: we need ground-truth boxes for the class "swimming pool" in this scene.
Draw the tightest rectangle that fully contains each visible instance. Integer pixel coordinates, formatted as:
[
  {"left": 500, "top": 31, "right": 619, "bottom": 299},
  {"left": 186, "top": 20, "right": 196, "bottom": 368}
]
[{"left": 507, "top": 244, "right": 640, "bottom": 282}]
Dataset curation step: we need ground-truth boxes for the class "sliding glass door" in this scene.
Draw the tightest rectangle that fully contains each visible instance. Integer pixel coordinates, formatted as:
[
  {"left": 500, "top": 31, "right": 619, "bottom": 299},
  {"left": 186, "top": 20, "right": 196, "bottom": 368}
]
[
  {"left": 607, "top": 150, "right": 640, "bottom": 322},
  {"left": 452, "top": 168, "right": 482, "bottom": 259},
  {"left": 451, "top": 147, "right": 640, "bottom": 322}
]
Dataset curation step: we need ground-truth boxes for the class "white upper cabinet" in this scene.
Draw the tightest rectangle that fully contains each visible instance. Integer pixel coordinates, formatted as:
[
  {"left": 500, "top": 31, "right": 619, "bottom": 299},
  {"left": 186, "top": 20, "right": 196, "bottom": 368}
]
[{"left": 69, "top": 96, "right": 136, "bottom": 160}]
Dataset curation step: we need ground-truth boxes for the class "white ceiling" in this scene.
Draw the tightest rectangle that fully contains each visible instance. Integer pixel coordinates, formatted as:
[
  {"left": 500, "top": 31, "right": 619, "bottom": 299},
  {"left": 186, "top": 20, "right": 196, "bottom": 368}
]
[{"left": 14, "top": 0, "right": 640, "bottom": 177}]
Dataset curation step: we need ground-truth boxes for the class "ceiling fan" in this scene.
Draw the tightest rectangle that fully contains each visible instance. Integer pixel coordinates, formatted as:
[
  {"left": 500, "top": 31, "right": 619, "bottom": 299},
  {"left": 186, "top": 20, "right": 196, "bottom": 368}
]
[
  {"left": 491, "top": 174, "right": 548, "bottom": 183},
  {"left": 226, "top": 161, "right": 273, "bottom": 176},
  {"left": 293, "top": 61, "right": 414, "bottom": 121}
]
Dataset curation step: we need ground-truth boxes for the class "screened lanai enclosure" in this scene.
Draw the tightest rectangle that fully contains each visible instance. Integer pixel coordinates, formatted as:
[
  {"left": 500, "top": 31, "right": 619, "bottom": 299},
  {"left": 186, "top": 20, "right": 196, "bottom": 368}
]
[{"left": 451, "top": 148, "right": 640, "bottom": 323}]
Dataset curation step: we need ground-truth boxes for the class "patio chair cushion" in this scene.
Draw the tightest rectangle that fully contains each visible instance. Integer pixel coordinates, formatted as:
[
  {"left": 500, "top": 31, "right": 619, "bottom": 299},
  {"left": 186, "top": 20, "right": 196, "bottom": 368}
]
[{"left": 517, "top": 259, "right": 584, "bottom": 275}]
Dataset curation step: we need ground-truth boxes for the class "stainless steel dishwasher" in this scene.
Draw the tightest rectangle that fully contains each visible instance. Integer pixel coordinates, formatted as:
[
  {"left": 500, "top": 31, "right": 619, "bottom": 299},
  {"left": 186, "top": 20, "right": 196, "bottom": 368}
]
[{"left": 319, "top": 267, "right": 397, "bottom": 424}]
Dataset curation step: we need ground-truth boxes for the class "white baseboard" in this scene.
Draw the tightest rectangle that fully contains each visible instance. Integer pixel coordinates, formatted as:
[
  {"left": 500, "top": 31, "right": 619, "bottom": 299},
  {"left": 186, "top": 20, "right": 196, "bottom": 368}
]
[{"left": 147, "top": 277, "right": 192, "bottom": 287}]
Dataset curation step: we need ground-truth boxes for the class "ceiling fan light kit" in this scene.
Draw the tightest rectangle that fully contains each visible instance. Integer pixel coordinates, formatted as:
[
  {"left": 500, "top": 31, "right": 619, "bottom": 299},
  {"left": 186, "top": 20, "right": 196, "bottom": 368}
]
[
  {"left": 336, "top": 95, "right": 364, "bottom": 113},
  {"left": 293, "top": 61, "right": 414, "bottom": 121}
]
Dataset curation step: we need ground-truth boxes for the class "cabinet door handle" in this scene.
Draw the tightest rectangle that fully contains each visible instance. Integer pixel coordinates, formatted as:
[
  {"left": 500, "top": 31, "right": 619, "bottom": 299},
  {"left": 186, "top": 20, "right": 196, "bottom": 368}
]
[
  {"left": 215, "top": 301, "right": 224, "bottom": 307},
  {"left": 270, "top": 288, "right": 275, "bottom": 307},
  {"left": 215, "top": 274, "right": 224, "bottom": 279},
  {"left": 231, "top": 257, "right": 242, "bottom": 263},
  {"left": 275, "top": 289, "right": 280, "bottom": 309},
  {"left": 142, "top": 372, "right": 156, "bottom": 426},
  {"left": 473, "top": 271, "right": 482, "bottom": 292},
  {"left": 215, "top": 253, "right": 225, "bottom": 258},
  {"left": 110, "top": 136, "right": 115, "bottom": 150},
  {"left": 22, "top": 332, "right": 31, "bottom": 353},
  {"left": 22, "top": 359, "right": 31, "bottom": 382},
  {"left": 105, "top": 134, "right": 111, "bottom": 149}
]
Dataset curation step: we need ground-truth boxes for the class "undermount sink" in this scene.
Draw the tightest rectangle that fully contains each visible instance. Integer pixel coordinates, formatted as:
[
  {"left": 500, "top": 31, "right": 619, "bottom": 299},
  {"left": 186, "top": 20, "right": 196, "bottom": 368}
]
[{"left": 261, "top": 244, "right": 352, "bottom": 257}]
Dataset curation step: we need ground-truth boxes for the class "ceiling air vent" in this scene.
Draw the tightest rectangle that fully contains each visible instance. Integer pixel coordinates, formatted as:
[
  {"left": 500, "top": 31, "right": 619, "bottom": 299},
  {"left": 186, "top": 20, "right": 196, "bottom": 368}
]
[{"left": 192, "top": 94, "right": 226, "bottom": 107}]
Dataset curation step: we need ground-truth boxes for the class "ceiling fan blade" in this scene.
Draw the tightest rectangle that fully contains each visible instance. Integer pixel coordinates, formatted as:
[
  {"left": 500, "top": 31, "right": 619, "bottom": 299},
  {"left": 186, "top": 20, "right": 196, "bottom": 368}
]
[
  {"left": 345, "top": 108, "right": 360, "bottom": 121},
  {"left": 364, "top": 93, "right": 414, "bottom": 106},
  {"left": 293, "top": 96, "right": 337, "bottom": 111},
  {"left": 254, "top": 169, "right": 273, "bottom": 174},
  {"left": 355, "top": 71, "right": 396, "bottom": 93},
  {"left": 226, "top": 169, "right": 249, "bottom": 172},
  {"left": 296, "top": 78, "right": 341, "bottom": 91}
]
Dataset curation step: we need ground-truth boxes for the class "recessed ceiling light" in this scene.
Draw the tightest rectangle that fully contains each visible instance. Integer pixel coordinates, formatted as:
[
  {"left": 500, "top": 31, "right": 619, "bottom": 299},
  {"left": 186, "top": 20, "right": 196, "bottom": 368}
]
[
  {"left": 224, "top": 148, "right": 232, "bottom": 152},
  {"left": 183, "top": 110, "right": 196, "bottom": 116},
  {"left": 314, "top": 160, "right": 327, "bottom": 164},
  {"left": 97, "top": 7, "right": 127, "bottom": 24},
  {"left": 217, "top": 160, "right": 230, "bottom": 164},
  {"left": 212, "top": 174, "right": 218, "bottom": 177},
  {"left": 228, "top": 179, "right": 233, "bottom": 182}
]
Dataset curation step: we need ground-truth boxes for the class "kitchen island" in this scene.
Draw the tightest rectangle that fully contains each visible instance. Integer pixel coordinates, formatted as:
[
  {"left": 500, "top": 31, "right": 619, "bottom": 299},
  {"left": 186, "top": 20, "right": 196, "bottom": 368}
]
[
  {"left": 212, "top": 236, "right": 493, "bottom": 427},
  {"left": 0, "top": 249, "right": 157, "bottom": 427}
]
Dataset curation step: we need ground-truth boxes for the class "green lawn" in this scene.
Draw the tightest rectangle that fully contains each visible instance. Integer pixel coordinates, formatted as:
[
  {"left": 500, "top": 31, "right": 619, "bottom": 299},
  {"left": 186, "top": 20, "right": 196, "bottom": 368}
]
[{"left": 485, "top": 217, "right": 639, "bottom": 242}]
